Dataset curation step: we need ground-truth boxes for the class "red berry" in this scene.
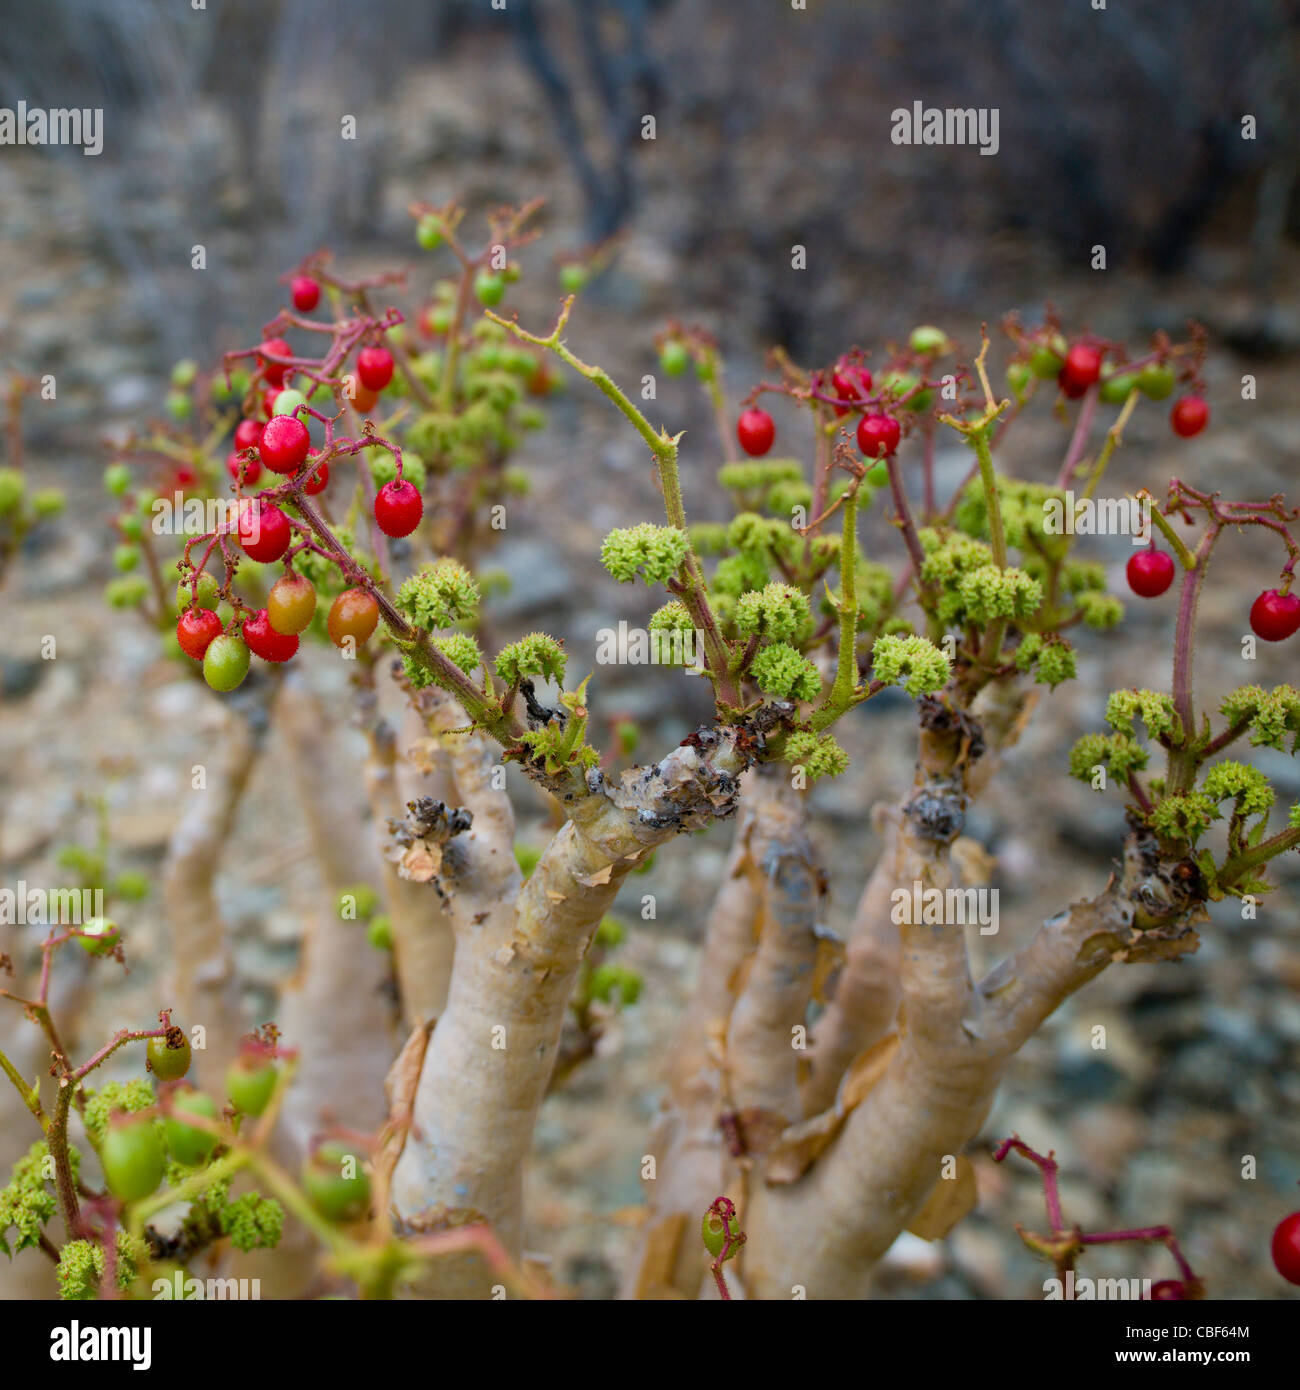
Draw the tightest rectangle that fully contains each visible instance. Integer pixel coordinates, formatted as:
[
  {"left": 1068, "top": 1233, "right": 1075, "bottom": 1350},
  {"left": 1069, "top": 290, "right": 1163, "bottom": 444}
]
[
  {"left": 736, "top": 408, "right": 775, "bottom": 457},
  {"left": 237, "top": 500, "right": 291, "bottom": 563},
  {"left": 1148, "top": 1280, "right": 1186, "bottom": 1301},
  {"left": 173, "top": 465, "right": 199, "bottom": 490},
  {"left": 831, "top": 364, "right": 872, "bottom": 416},
  {"left": 259, "top": 414, "right": 310, "bottom": 474},
  {"left": 856, "top": 412, "right": 901, "bottom": 459},
  {"left": 261, "top": 387, "right": 280, "bottom": 419},
  {"left": 1250, "top": 588, "right": 1300, "bottom": 642},
  {"left": 176, "top": 608, "right": 223, "bottom": 660},
  {"left": 227, "top": 451, "right": 261, "bottom": 485},
  {"left": 1170, "top": 395, "right": 1209, "bottom": 438},
  {"left": 259, "top": 337, "right": 292, "bottom": 388},
  {"left": 233, "top": 418, "right": 263, "bottom": 452},
  {"left": 374, "top": 478, "right": 423, "bottom": 538},
  {"left": 1058, "top": 344, "right": 1103, "bottom": 399},
  {"left": 357, "top": 346, "right": 395, "bottom": 392},
  {"left": 1126, "top": 548, "right": 1175, "bottom": 598},
  {"left": 301, "top": 452, "right": 329, "bottom": 495},
  {"left": 291, "top": 276, "right": 320, "bottom": 313},
  {"left": 242, "top": 608, "right": 300, "bottom": 663},
  {"left": 1272, "top": 1211, "right": 1300, "bottom": 1284}
]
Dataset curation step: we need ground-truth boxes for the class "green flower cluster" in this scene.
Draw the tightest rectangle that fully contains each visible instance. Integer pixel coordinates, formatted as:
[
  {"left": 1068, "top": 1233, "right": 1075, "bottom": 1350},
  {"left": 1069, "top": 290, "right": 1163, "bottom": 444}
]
[
  {"left": 600, "top": 523, "right": 689, "bottom": 584},
  {"left": 920, "top": 532, "right": 1042, "bottom": 627},
  {"left": 397, "top": 557, "right": 480, "bottom": 630},
  {"left": 1, "top": 1142, "right": 65, "bottom": 1258},
  {"left": 83, "top": 1079, "right": 155, "bottom": 1147},
  {"left": 1219, "top": 684, "right": 1300, "bottom": 752},
  {"left": 954, "top": 474, "right": 1070, "bottom": 563},
  {"left": 1014, "top": 633, "right": 1077, "bottom": 688},
  {"left": 783, "top": 730, "right": 850, "bottom": 781},
  {"left": 1067, "top": 731, "right": 1149, "bottom": 783},
  {"left": 433, "top": 631, "right": 484, "bottom": 677},
  {"left": 220, "top": 1190, "right": 286, "bottom": 1253},
  {"left": 495, "top": 631, "right": 567, "bottom": 686},
  {"left": 735, "top": 582, "right": 812, "bottom": 643},
  {"left": 56, "top": 1232, "right": 142, "bottom": 1301},
  {"left": 870, "top": 633, "right": 951, "bottom": 698},
  {"left": 750, "top": 643, "right": 821, "bottom": 701}
]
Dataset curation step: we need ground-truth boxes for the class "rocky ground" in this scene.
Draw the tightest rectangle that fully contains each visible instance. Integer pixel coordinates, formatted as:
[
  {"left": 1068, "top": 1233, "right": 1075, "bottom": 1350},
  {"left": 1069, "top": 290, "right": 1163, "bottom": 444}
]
[{"left": 2, "top": 31, "right": 1300, "bottom": 1301}]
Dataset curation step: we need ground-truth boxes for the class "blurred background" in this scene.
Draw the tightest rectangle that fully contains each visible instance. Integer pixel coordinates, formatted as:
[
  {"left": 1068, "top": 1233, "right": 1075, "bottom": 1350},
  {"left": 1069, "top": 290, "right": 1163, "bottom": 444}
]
[{"left": 3, "top": 0, "right": 1300, "bottom": 1298}]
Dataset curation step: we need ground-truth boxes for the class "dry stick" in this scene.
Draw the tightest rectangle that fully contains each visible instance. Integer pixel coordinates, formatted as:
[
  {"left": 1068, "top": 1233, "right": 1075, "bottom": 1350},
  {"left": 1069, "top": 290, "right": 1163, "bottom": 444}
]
[{"left": 391, "top": 726, "right": 758, "bottom": 1294}]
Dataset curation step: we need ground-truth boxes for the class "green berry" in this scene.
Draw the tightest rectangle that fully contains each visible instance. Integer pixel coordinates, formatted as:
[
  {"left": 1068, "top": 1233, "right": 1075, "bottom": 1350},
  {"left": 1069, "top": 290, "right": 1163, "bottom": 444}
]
[
  {"left": 165, "top": 391, "right": 192, "bottom": 422},
  {"left": 659, "top": 340, "right": 689, "bottom": 377},
  {"left": 702, "top": 1207, "right": 741, "bottom": 1260},
  {"left": 908, "top": 325, "right": 952, "bottom": 355},
  {"left": 104, "top": 463, "right": 132, "bottom": 497},
  {"left": 170, "top": 359, "right": 199, "bottom": 389},
  {"left": 77, "top": 917, "right": 120, "bottom": 956},
  {"left": 176, "top": 572, "right": 221, "bottom": 612},
  {"left": 366, "top": 915, "right": 393, "bottom": 951},
  {"left": 1029, "top": 346, "right": 1064, "bottom": 380},
  {"left": 474, "top": 271, "right": 505, "bottom": 307},
  {"left": 559, "top": 263, "right": 588, "bottom": 293},
  {"left": 112, "top": 544, "right": 139, "bottom": 573},
  {"left": 416, "top": 214, "right": 443, "bottom": 250},
  {"left": 302, "top": 1141, "right": 371, "bottom": 1222},
  {"left": 1006, "top": 361, "right": 1032, "bottom": 398},
  {"left": 100, "top": 1115, "right": 165, "bottom": 1203},
  {"left": 162, "top": 1088, "right": 219, "bottom": 1165},
  {"left": 226, "top": 1054, "right": 278, "bottom": 1117},
  {"left": 1099, "top": 371, "right": 1136, "bottom": 406},
  {"left": 271, "top": 388, "right": 308, "bottom": 419},
  {"left": 203, "top": 634, "right": 250, "bottom": 692},
  {"left": 146, "top": 1029, "right": 192, "bottom": 1082},
  {"left": 1136, "top": 363, "right": 1176, "bottom": 400}
]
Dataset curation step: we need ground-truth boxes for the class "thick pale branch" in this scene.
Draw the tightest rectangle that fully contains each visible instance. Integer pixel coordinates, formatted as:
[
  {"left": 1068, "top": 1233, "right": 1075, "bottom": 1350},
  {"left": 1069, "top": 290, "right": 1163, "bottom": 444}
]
[
  {"left": 724, "top": 774, "right": 822, "bottom": 1121},
  {"left": 164, "top": 692, "right": 265, "bottom": 1088},
  {"left": 365, "top": 691, "right": 457, "bottom": 1026},
  {"left": 743, "top": 827, "right": 1206, "bottom": 1298},
  {"left": 391, "top": 725, "right": 760, "bottom": 1293},
  {"left": 275, "top": 676, "right": 398, "bottom": 1153},
  {"left": 803, "top": 680, "right": 1034, "bottom": 1113}
]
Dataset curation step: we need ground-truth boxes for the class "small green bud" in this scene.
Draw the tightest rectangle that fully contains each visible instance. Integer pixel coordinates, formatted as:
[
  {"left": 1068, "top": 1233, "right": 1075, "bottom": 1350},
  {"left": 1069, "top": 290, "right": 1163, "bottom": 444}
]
[
  {"left": 659, "top": 341, "right": 689, "bottom": 377},
  {"left": 416, "top": 214, "right": 444, "bottom": 250},
  {"left": 103, "top": 463, "right": 132, "bottom": 497},
  {"left": 1029, "top": 346, "right": 1064, "bottom": 380}
]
